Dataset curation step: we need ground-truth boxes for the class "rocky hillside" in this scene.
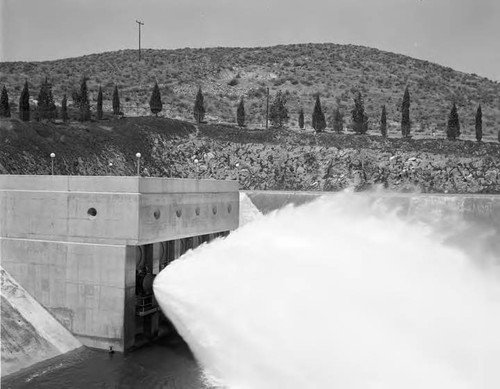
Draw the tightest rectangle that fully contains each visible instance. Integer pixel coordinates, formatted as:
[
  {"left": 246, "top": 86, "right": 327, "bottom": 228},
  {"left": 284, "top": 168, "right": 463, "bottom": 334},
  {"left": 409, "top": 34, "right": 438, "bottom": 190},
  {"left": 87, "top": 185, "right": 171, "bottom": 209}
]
[
  {"left": 1, "top": 117, "right": 499, "bottom": 194},
  {"left": 1, "top": 43, "right": 499, "bottom": 140}
]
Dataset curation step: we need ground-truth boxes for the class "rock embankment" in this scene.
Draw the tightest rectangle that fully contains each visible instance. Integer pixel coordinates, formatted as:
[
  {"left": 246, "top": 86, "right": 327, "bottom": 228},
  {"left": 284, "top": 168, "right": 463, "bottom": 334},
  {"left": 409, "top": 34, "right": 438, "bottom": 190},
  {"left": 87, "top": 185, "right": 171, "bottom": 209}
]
[
  {"left": 1, "top": 118, "right": 499, "bottom": 194},
  {"left": 145, "top": 134, "right": 500, "bottom": 194}
]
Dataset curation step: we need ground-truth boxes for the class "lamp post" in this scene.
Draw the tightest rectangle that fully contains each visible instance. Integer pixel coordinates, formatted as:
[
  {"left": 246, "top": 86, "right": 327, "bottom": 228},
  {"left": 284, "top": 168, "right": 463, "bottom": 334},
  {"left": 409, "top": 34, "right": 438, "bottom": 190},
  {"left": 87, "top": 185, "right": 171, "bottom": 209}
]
[
  {"left": 108, "top": 162, "right": 113, "bottom": 176},
  {"left": 235, "top": 162, "right": 240, "bottom": 184},
  {"left": 50, "top": 153, "right": 55, "bottom": 175},
  {"left": 194, "top": 158, "right": 199, "bottom": 179},
  {"left": 135, "top": 153, "right": 141, "bottom": 176}
]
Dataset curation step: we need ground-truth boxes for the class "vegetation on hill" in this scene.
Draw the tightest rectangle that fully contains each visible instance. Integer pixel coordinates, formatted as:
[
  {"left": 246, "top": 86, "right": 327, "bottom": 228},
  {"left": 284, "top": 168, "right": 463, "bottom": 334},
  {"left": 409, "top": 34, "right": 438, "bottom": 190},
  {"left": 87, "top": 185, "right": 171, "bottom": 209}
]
[
  {"left": 312, "top": 95, "right": 326, "bottom": 132},
  {"left": 1, "top": 43, "right": 499, "bottom": 140},
  {"left": 149, "top": 82, "right": 163, "bottom": 117},
  {"left": 236, "top": 98, "right": 245, "bottom": 127},
  {"left": 193, "top": 87, "right": 205, "bottom": 123},
  {"left": 0, "top": 85, "right": 11, "bottom": 118},
  {"left": 1, "top": 43, "right": 499, "bottom": 194}
]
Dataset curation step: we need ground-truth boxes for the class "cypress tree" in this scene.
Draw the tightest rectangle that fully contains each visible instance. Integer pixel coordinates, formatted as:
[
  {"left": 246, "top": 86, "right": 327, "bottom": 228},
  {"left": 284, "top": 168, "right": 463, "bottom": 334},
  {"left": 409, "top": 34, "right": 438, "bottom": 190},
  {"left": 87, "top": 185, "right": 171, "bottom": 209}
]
[
  {"left": 96, "top": 86, "right": 103, "bottom": 120},
  {"left": 380, "top": 105, "right": 387, "bottom": 138},
  {"left": 332, "top": 108, "right": 344, "bottom": 133},
  {"left": 312, "top": 94, "right": 326, "bottom": 132},
  {"left": 19, "top": 80, "right": 30, "bottom": 121},
  {"left": 298, "top": 108, "right": 304, "bottom": 129},
  {"left": 236, "top": 97, "right": 245, "bottom": 127},
  {"left": 0, "top": 85, "right": 11, "bottom": 118},
  {"left": 193, "top": 87, "right": 205, "bottom": 123},
  {"left": 79, "top": 77, "right": 91, "bottom": 121},
  {"left": 149, "top": 82, "right": 163, "bottom": 117},
  {"left": 61, "top": 94, "right": 68, "bottom": 122},
  {"left": 475, "top": 105, "right": 482, "bottom": 142},
  {"left": 446, "top": 103, "right": 460, "bottom": 140},
  {"left": 112, "top": 85, "right": 120, "bottom": 115},
  {"left": 37, "top": 78, "right": 57, "bottom": 121},
  {"left": 352, "top": 92, "right": 368, "bottom": 134},
  {"left": 401, "top": 86, "right": 411, "bottom": 137},
  {"left": 269, "top": 90, "right": 289, "bottom": 128},
  {"left": 36, "top": 80, "right": 48, "bottom": 121}
]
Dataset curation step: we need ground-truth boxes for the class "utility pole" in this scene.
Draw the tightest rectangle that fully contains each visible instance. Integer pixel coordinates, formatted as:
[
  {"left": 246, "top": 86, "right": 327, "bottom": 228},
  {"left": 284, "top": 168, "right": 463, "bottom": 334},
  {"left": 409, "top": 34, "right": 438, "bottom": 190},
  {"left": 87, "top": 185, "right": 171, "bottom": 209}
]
[
  {"left": 136, "top": 20, "right": 144, "bottom": 61},
  {"left": 266, "top": 87, "right": 269, "bottom": 130}
]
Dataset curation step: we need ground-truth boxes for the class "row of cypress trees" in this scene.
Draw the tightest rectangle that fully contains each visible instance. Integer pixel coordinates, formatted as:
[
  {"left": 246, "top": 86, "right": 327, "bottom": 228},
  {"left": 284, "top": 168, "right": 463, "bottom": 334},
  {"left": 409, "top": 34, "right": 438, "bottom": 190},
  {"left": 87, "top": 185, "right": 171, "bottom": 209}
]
[
  {"left": 301, "top": 87, "right": 485, "bottom": 142},
  {"left": 0, "top": 81, "right": 490, "bottom": 142},
  {"left": 0, "top": 78, "right": 210, "bottom": 124},
  {"left": 0, "top": 79, "right": 122, "bottom": 122}
]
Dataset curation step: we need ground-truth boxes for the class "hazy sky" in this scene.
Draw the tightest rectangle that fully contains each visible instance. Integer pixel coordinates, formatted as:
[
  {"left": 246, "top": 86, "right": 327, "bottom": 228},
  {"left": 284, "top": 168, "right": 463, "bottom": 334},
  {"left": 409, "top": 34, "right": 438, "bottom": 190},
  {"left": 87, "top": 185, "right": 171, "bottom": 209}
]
[{"left": 1, "top": 0, "right": 499, "bottom": 80}]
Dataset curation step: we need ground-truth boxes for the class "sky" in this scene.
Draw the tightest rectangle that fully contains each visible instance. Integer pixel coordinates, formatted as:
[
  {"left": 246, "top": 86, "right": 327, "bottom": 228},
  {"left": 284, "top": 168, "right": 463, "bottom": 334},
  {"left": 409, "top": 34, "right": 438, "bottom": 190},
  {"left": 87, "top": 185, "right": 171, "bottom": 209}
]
[{"left": 1, "top": 0, "right": 499, "bottom": 80}]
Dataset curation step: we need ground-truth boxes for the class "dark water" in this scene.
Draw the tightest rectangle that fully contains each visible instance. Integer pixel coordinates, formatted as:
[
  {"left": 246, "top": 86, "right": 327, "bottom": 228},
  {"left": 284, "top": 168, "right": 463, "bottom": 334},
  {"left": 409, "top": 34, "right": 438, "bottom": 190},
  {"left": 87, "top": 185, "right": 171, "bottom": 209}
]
[{"left": 2, "top": 335, "right": 211, "bottom": 389}]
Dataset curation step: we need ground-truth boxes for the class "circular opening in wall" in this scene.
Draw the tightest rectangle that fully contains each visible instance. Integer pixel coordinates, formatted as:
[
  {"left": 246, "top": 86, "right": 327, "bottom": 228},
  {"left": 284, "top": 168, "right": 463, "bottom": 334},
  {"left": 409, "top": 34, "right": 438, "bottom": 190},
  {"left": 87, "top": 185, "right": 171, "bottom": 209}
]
[
  {"left": 87, "top": 207, "right": 97, "bottom": 219},
  {"left": 176, "top": 209, "right": 182, "bottom": 218},
  {"left": 212, "top": 206, "right": 218, "bottom": 215},
  {"left": 154, "top": 210, "right": 161, "bottom": 220},
  {"left": 195, "top": 207, "right": 200, "bottom": 216},
  {"left": 227, "top": 204, "right": 232, "bottom": 214}
]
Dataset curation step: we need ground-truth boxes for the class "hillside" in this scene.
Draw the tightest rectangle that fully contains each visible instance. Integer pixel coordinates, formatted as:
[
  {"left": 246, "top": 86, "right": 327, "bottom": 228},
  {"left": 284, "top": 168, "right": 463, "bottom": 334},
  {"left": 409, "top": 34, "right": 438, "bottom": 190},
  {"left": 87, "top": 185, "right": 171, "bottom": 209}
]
[
  {"left": 1, "top": 43, "right": 500, "bottom": 140},
  {"left": 1, "top": 117, "right": 499, "bottom": 194}
]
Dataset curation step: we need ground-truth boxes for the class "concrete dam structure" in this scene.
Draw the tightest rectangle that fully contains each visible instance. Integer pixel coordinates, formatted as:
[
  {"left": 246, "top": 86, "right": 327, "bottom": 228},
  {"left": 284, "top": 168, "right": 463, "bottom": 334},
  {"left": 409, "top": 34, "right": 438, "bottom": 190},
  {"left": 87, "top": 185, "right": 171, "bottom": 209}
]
[
  {"left": 1, "top": 176, "right": 499, "bottom": 381},
  {"left": 0, "top": 175, "right": 239, "bottom": 355}
]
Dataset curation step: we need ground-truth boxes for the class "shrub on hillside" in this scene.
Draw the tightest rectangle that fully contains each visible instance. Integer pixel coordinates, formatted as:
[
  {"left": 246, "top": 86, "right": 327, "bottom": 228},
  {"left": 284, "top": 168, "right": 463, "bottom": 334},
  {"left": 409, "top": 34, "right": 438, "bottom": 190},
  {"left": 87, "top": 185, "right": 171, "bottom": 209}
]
[
  {"left": 193, "top": 87, "right": 205, "bottom": 123},
  {"left": 78, "top": 77, "right": 91, "bottom": 121},
  {"left": 149, "top": 82, "right": 163, "bottom": 117},
  {"left": 269, "top": 90, "right": 288, "bottom": 128},
  {"left": 475, "top": 105, "right": 482, "bottom": 142},
  {"left": 112, "top": 86, "right": 120, "bottom": 115},
  {"left": 332, "top": 108, "right": 344, "bottom": 134},
  {"left": 351, "top": 92, "right": 368, "bottom": 134},
  {"left": 61, "top": 94, "right": 68, "bottom": 122},
  {"left": 446, "top": 103, "right": 460, "bottom": 140},
  {"left": 96, "top": 86, "right": 103, "bottom": 120},
  {"left": 236, "top": 97, "right": 245, "bottom": 127},
  {"left": 380, "top": 105, "right": 387, "bottom": 137},
  {"left": 36, "top": 78, "right": 57, "bottom": 121},
  {"left": 0, "top": 85, "right": 11, "bottom": 117},
  {"left": 19, "top": 81, "right": 30, "bottom": 121},
  {"left": 312, "top": 94, "right": 326, "bottom": 132},
  {"left": 401, "top": 86, "right": 411, "bottom": 137}
]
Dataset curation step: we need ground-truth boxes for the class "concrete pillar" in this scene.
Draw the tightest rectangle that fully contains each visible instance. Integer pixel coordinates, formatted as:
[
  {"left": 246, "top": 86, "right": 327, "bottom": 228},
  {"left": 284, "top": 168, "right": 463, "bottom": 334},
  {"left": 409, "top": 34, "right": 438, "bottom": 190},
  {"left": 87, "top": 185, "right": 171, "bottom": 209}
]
[
  {"left": 192, "top": 235, "right": 200, "bottom": 249},
  {"left": 124, "top": 246, "right": 137, "bottom": 351},
  {"left": 174, "top": 239, "right": 184, "bottom": 259}
]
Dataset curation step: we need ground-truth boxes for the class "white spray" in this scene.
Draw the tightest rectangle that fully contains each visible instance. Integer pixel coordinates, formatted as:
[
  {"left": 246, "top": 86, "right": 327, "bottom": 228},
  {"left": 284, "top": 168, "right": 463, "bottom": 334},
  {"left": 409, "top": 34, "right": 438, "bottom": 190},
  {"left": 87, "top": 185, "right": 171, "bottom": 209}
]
[{"left": 154, "top": 192, "right": 500, "bottom": 389}]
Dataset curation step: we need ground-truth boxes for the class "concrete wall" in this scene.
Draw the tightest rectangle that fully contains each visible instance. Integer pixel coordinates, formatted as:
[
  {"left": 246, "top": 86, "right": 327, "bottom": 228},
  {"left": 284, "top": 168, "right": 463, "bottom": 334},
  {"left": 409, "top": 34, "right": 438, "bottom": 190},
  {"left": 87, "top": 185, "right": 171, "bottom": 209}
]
[
  {"left": 138, "top": 192, "right": 239, "bottom": 244},
  {"left": 244, "top": 190, "right": 500, "bottom": 226},
  {"left": 244, "top": 190, "right": 500, "bottom": 258},
  {"left": 1, "top": 239, "right": 129, "bottom": 350},
  {"left": 0, "top": 190, "right": 140, "bottom": 245},
  {"left": 0, "top": 175, "right": 239, "bottom": 352},
  {"left": 0, "top": 176, "right": 239, "bottom": 245}
]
